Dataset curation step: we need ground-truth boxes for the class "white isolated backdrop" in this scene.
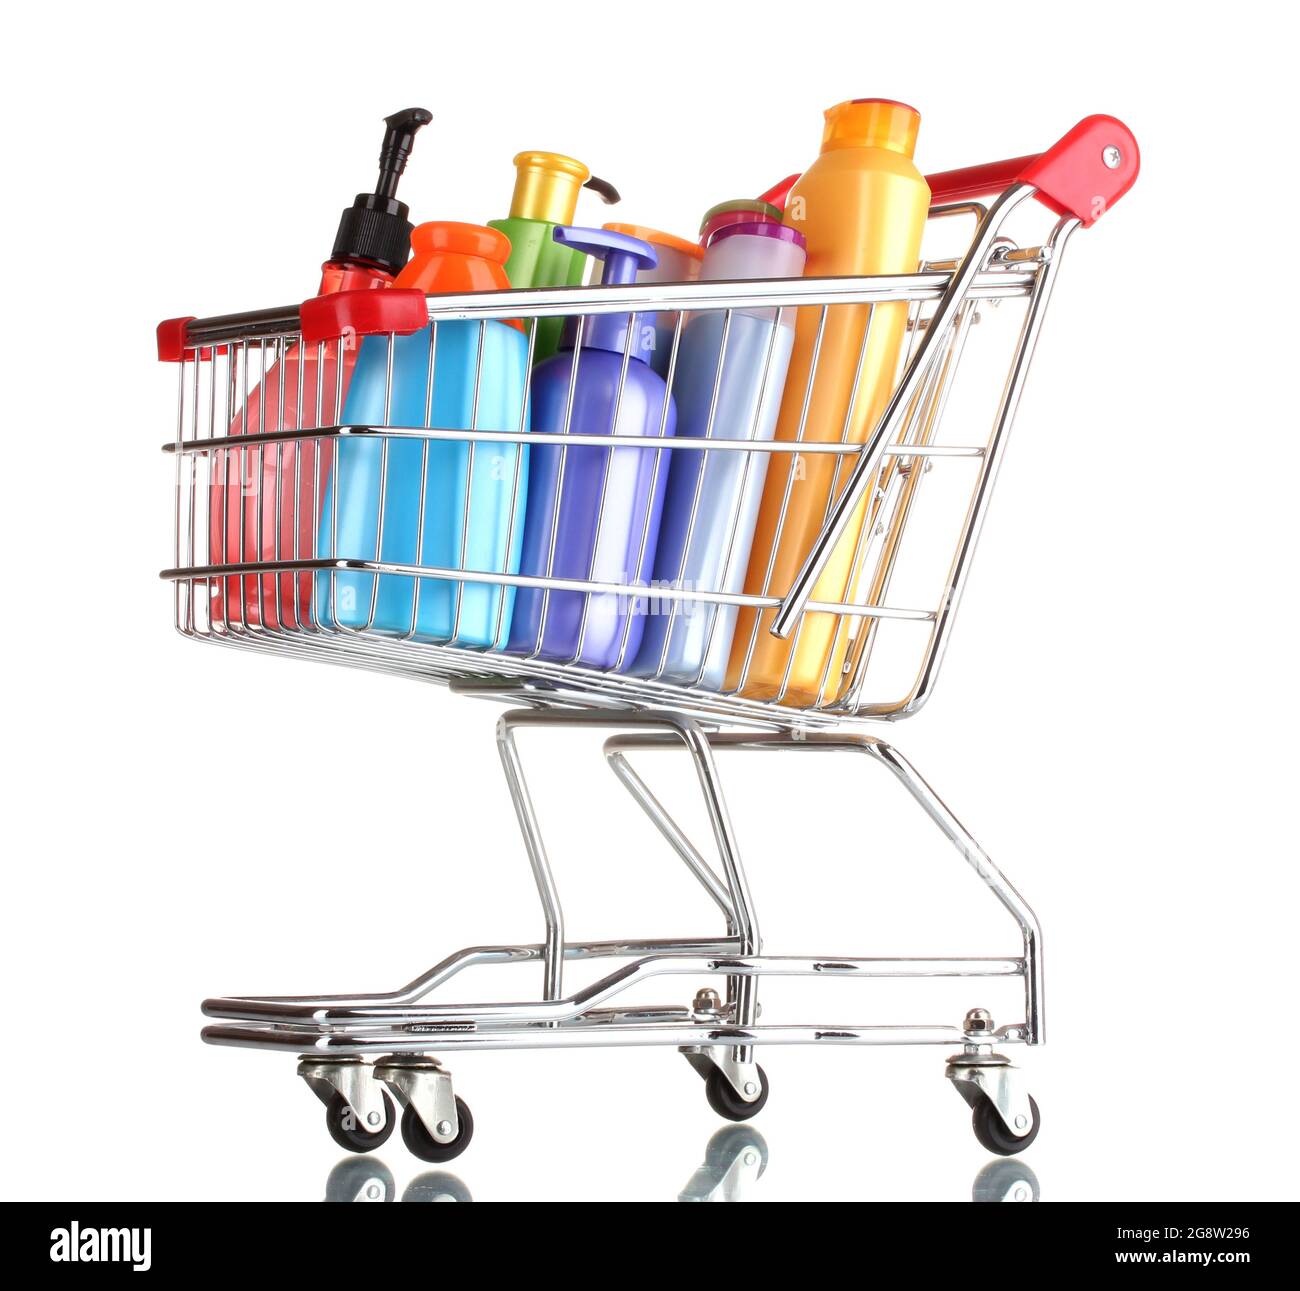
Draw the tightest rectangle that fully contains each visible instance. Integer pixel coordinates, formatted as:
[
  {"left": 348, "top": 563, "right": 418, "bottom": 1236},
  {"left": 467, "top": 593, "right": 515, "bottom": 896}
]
[{"left": 1, "top": 1, "right": 1295, "bottom": 1202}]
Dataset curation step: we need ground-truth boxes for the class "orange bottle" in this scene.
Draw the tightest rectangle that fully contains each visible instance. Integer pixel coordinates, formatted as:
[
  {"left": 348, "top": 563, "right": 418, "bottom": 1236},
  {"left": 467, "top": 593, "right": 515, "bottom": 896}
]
[{"left": 725, "top": 99, "right": 930, "bottom": 706}]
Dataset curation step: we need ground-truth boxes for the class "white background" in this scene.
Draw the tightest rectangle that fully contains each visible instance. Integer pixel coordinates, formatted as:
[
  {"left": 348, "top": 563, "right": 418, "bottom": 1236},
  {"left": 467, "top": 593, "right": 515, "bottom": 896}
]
[{"left": 3, "top": 1, "right": 1296, "bottom": 1203}]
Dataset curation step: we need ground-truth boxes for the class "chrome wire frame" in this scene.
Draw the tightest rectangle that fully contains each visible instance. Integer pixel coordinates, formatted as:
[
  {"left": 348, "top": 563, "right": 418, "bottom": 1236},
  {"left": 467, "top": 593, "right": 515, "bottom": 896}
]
[{"left": 177, "top": 193, "right": 1075, "bottom": 1061}]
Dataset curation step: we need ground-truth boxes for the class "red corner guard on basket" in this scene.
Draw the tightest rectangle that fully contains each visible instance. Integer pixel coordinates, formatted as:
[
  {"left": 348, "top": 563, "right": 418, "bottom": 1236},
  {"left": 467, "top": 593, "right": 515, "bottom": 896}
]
[
  {"left": 156, "top": 316, "right": 198, "bottom": 362},
  {"left": 156, "top": 287, "right": 430, "bottom": 361},
  {"left": 760, "top": 114, "right": 1139, "bottom": 226},
  {"left": 299, "top": 287, "right": 429, "bottom": 346}
]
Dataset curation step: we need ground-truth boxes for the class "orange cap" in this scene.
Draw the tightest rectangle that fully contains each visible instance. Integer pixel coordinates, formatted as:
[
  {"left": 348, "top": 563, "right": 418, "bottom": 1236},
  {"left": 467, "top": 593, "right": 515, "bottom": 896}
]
[
  {"left": 396, "top": 222, "right": 513, "bottom": 292},
  {"left": 820, "top": 99, "right": 920, "bottom": 157},
  {"left": 602, "top": 222, "right": 704, "bottom": 263}
]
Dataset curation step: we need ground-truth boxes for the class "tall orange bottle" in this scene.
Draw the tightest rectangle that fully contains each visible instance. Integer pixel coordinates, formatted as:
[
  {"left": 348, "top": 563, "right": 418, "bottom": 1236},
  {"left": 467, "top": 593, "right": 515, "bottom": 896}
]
[{"left": 725, "top": 99, "right": 930, "bottom": 706}]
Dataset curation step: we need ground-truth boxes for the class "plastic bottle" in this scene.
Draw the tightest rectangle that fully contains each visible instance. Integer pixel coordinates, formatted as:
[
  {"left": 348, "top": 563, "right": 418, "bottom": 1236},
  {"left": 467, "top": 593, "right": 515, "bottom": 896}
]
[
  {"left": 633, "top": 221, "right": 807, "bottom": 689},
  {"left": 317, "top": 223, "right": 530, "bottom": 648},
  {"left": 489, "top": 152, "right": 619, "bottom": 362},
  {"left": 725, "top": 99, "right": 931, "bottom": 706},
  {"left": 602, "top": 222, "right": 703, "bottom": 379},
  {"left": 507, "top": 226, "right": 677, "bottom": 669},
  {"left": 210, "top": 108, "right": 431, "bottom": 631},
  {"left": 698, "top": 198, "right": 783, "bottom": 246}
]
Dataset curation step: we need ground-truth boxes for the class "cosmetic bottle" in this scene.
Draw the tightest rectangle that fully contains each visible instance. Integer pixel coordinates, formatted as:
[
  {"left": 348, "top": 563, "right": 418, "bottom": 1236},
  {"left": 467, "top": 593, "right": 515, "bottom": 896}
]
[
  {"left": 318, "top": 223, "right": 530, "bottom": 648},
  {"left": 210, "top": 108, "right": 431, "bottom": 630},
  {"left": 634, "top": 220, "right": 806, "bottom": 688},
  {"left": 507, "top": 226, "right": 676, "bottom": 669}
]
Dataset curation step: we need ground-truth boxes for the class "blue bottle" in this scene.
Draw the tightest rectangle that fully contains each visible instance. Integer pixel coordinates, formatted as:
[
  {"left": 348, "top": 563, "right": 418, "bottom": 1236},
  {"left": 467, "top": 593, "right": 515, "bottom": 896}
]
[
  {"left": 632, "top": 221, "right": 807, "bottom": 688},
  {"left": 507, "top": 227, "right": 676, "bottom": 669},
  {"left": 317, "top": 223, "right": 529, "bottom": 648}
]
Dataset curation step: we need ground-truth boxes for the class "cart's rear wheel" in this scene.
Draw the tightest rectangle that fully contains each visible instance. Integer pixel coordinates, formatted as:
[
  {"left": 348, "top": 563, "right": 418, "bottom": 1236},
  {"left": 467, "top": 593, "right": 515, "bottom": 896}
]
[
  {"left": 971, "top": 1093, "right": 1040, "bottom": 1156},
  {"left": 324, "top": 1089, "right": 395, "bottom": 1154},
  {"left": 705, "top": 1064, "right": 769, "bottom": 1122},
  {"left": 401, "top": 1097, "right": 474, "bottom": 1163}
]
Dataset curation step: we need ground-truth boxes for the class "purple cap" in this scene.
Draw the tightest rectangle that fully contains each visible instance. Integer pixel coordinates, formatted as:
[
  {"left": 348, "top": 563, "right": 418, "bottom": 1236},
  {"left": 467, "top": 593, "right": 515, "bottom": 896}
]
[{"left": 707, "top": 220, "right": 806, "bottom": 249}]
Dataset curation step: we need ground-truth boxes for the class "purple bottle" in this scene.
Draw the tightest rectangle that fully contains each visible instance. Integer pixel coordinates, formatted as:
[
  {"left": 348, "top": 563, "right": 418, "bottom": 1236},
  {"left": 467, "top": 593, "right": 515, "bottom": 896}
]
[{"left": 507, "top": 226, "right": 677, "bottom": 668}]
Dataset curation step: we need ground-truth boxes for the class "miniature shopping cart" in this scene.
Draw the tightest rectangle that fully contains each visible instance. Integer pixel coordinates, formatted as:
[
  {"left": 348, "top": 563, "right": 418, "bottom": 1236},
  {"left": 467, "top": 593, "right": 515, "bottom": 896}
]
[{"left": 160, "top": 116, "right": 1138, "bottom": 1163}]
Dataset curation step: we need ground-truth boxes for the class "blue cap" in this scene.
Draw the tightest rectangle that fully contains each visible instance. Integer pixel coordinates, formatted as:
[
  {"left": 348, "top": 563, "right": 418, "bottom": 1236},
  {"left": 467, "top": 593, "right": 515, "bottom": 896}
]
[{"left": 554, "top": 225, "right": 658, "bottom": 362}]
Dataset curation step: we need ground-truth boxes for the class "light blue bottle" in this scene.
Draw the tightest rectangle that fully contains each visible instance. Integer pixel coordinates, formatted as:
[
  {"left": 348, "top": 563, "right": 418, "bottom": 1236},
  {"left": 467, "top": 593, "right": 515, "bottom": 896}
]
[
  {"left": 316, "top": 223, "right": 530, "bottom": 647},
  {"left": 633, "top": 222, "right": 806, "bottom": 688}
]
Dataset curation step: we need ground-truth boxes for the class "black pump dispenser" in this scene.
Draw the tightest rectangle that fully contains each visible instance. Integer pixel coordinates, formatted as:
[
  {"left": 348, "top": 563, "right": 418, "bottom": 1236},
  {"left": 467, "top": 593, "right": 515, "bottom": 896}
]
[{"left": 329, "top": 108, "right": 433, "bottom": 276}]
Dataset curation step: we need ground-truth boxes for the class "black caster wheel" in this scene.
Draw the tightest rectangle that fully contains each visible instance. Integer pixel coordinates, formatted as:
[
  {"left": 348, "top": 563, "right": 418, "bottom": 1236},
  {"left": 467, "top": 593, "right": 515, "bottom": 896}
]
[
  {"left": 400, "top": 1097, "right": 474, "bottom": 1163},
  {"left": 704, "top": 1064, "right": 769, "bottom": 1122},
  {"left": 324, "top": 1157, "right": 397, "bottom": 1202},
  {"left": 971, "top": 1093, "right": 1040, "bottom": 1156},
  {"left": 324, "top": 1089, "right": 395, "bottom": 1154}
]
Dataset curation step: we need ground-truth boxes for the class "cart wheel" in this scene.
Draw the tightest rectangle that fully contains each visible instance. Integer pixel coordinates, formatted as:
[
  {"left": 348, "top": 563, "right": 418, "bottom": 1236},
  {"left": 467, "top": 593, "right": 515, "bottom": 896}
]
[
  {"left": 971, "top": 1093, "right": 1040, "bottom": 1156},
  {"left": 324, "top": 1090, "right": 395, "bottom": 1154},
  {"left": 705, "top": 1065, "right": 769, "bottom": 1122},
  {"left": 401, "top": 1097, "right": 474, "bottom": 1163}
]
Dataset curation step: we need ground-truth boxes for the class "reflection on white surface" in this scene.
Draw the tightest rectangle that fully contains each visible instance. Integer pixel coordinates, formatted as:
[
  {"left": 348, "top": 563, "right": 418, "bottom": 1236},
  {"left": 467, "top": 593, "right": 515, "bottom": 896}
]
[
  {"left": 971, "top": 1158, "right": 1041, "bottom": 1202},
  {"left": 678, "top": 1126, "right": 770, "bottom": 1202},
  {"left": 324, "top": 1158, "right": 398, "bottom": 1203},
  {"left": 320, "top": 1131, "right": 1038, "bottom": 1203},
  {"left": 324, "top": 1157, "right": 472, "bottom": 1203}
]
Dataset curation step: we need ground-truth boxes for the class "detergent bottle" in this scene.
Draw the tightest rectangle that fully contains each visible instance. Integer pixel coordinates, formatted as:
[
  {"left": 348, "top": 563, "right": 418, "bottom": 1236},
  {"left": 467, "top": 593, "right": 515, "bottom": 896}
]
[
  {"left": 317, "top": 223, "right": 530, "bottom": 648},
  {"left": 210, "top": 108, "right": 431, "bottom": 630},
  {"left": 507, "top": 226, "right": 676, "bottom": 669},
  {"left": 726, "top": 99, "right": 930, "bottom": 706},
  {"left": 634, "top": 220, "right": 807, "bottom": 689},
  {"left": 489, "top": 152, "right": 619, "bottom": 361},
  {"left": 602, "top": 222, "right": 703, "bottom": 379}
]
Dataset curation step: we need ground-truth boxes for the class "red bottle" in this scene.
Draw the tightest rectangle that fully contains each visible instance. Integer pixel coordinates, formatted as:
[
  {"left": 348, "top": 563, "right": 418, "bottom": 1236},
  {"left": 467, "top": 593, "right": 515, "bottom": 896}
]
[{"left": 209, "top": 108, "right": 431, "bottom": 630}]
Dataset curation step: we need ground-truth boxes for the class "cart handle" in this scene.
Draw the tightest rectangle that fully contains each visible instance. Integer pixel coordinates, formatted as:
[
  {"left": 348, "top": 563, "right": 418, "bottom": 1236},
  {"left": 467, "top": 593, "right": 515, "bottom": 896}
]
[{"left": 760, "top": 114, "right": 1139, "bottom": 226}]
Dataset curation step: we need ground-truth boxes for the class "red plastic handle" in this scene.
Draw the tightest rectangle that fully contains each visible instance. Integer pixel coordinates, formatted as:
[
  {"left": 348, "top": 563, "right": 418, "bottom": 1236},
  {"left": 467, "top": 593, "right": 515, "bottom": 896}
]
[
  {"left": 931, "top": 116, "right": 1138, "bottom": 223},
  {"left": 762, "top": 114, "right": 1139, "bottom": 227},
  {"left": 924, "top": 155, "right": 1040, "bottom": 204}
]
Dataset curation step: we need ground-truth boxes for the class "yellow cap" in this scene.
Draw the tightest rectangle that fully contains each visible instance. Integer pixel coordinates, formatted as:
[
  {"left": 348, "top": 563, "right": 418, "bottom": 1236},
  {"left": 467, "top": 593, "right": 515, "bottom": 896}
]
[
  {"left": 508, "top": 151, "right": 590, "bottom": 224},
  {"left": 820, "top": 99, "right": 920, "bottom": 157}
]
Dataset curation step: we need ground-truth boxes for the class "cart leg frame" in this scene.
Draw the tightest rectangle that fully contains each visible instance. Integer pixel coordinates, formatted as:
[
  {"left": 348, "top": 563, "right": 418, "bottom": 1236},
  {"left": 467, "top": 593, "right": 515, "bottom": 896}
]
[{"left": 201, "top": 709, "right": 1045, "bottom": 1156}]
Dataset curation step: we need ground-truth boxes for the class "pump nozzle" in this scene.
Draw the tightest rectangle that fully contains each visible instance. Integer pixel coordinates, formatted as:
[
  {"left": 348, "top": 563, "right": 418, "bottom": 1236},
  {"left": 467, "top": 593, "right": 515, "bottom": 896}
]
[
  {"left": 582, "top": 175, "right": 621, "bottom": 205},
  {"left": 376, "top": 107, "right": 434, "bottom": 199},
  {"left": 553, "top": 225, "right": 657, "bottom": 285},
  {"left": 330, "top": 107, "right": 433, "bottom": 276},
  {"left": 553, "top": 226, "right": 658, "bottom": 361}
]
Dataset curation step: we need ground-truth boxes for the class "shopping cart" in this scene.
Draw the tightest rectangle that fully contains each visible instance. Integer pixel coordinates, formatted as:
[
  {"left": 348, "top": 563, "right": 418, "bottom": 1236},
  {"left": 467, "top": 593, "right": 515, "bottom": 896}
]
[{"left": 161, "top": 116, "right": 1138, "bottom": 1163}]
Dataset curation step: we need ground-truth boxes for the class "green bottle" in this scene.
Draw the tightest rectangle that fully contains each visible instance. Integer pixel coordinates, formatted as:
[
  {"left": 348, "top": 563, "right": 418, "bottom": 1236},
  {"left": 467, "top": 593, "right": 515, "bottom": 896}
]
[{"left": 489, "top": 152, "right": 619, "bottom": 362}]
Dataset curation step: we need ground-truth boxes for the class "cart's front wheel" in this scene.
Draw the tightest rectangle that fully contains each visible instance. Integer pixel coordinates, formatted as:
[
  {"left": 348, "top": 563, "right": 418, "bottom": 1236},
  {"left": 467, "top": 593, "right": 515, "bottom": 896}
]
[
  {"left": 324, "top": 1089, "right": 395, "bottom": 1154},
  {"left": 705, "top": 1064, "right": 769, "bottom": 1122},
  {"left": 401, "top": 1097, "right": 474, "bottom": 1163},
  {"left": 971, "top": 1093, "right": 1040, "bottom": 1156}
]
